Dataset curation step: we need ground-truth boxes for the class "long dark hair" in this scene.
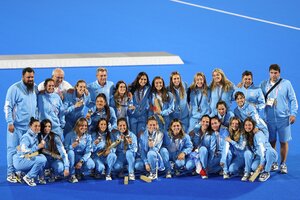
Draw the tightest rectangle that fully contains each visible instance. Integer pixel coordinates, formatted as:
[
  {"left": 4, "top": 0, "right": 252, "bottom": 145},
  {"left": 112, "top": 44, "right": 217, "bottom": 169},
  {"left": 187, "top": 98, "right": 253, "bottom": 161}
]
[
  {"left": 117, "top": 118, "right": 129, "bottom": 136},
  {"left": 95, "top": 118, "right": 112, "bottom": 147},
  {"left": 114, "top": 80, "right": 129, "bottom": 109},
  {"left": 200, "top": 114, "right": 212, "bottom": 135},
  {"left": 151, "top": 76, "right": 170, "bottom": 102},
  {"left": 40, "top": 119, "right": 56, "bottom": 153},
  {"left": 129, "top": 72, "right": 150, "bottom": 94},
  {"left": 96, "top": 93, "right": 111, "bottom": 122},
  {"left": 29, "top": 117, "right": 39, "bottom": 126}
]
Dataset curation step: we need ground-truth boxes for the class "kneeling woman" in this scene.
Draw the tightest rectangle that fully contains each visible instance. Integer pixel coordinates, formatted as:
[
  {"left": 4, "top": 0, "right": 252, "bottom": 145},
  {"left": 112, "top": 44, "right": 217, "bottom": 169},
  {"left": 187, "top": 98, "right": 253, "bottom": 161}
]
[
  {"left": 112, "top": 118, "right": 138, "bottom": 181},
  {"left": 39, "top": 119, "right": 70, "bottom": 181},
  {"left": 13, "top": 118, "right": 47, "bottom": 186},
  {"left": 91, "top": 118, "right": 117, "bottom": 180},
  {"left": 221, "top": 117, "right": 246, "bottom": 179},
  {"left": 135, "top": 116, "right": 167, "bottom": 180},
  {"left": 165, "top": 119, "right": 193, "bottom": 177},
  {"left": 242, "top": 117, "right": 278, "bottom": 182},
  {"left": 64, "top": 118, "right": 95, "bottom": 183}
]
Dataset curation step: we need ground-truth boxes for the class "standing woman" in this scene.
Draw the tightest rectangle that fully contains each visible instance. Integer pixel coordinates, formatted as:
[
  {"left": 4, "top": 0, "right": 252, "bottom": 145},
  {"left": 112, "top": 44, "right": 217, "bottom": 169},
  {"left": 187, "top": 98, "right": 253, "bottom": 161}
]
[
  {"left": 38, "top": 78, "right": 65, "bottom": 141},
  {"left": 221, "top": 117, "right": 246, "bottom": 179},
  {"left": 13, "top": 118, "right": 47, "bottom": 186},
  {"left": 242, "top": 117, "right": 278, "bottom": 182},
  {"left": 39, "top": 119, "right": 69, "bottom": 182},
  {"left": 91, "top": 118, "right": 117, "bottom": 180},
  {"left": 150, "top": 76, "right": 174, "bottom": 132},
  {"left": 209, "top": 68, "right": 234, "bottom": 116},
  {"left": 112, "top": 118, "right": 138, "bottom": 181},
  {"left": 128, "top": 72, "right": 151, "bottom": 136},
  {"left": 168, "top": 71, "right": 189, "bottom": 133},
  {"left": 64, "top": 118, "right": 95, "bottom": 183},
  {"left": 188, "top": 72, "right": 211, "bottom": 133},
  {"left": 111, "top": 81, "right": 134, "bottom": 123},
  {"left": 63, "top": 80, "right": 91, "bottom": 135},
  {"left": 165, "top": 119, "right": 193, "bottom": 177},
  {"left": 87, "top": 93, "right": 117, "bottom": 133}
]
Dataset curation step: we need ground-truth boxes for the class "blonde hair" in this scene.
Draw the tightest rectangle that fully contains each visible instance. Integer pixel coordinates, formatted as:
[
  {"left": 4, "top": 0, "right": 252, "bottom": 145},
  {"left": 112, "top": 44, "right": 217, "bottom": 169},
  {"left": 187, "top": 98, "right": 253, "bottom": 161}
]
[
  {"left": 229, "top": 117, "right": 243, "bottom": 142},
  {"left": 210, "top": 68, "right": 233, "bottom": 92},
  {"left": 169, "top": 71, "right": 185, "bottom": 99},
  {"left": 189, "top": 72, "right": 208, "bottom": 96},
  {"left": 74, "top": 118, "right": 88, "bottom": 134}
]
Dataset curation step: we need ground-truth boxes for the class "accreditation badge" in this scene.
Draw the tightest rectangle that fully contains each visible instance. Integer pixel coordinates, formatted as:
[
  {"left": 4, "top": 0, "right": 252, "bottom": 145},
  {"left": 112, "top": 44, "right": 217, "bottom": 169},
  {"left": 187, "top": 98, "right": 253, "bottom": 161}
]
[{"left": 266, "top": 98, "right": 275, "bottom": 107}]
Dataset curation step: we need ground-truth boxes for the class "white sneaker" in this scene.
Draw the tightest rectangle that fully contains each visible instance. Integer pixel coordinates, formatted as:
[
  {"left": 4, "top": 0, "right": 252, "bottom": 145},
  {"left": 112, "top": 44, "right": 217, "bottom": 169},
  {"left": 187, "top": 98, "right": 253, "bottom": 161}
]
[
  {"left": 7, "top": 173, "right": 18, "bottom": 183},
  {"left": 106, "top": 175, "right": 112, "bottom": 181},
  {"left": 259, "top": 172, "right": 270, "bottom": 182},
  {"left": 280, "top": 163, "right": 288, "bottom": 174},
  {"left": 128, "top": 173, "right": 135, "bottom": 181},
  {"left": 271, "top": 162, "right": 279, "bottom": 171},
  {"left": 223, "top": 172, "right": 230, "bottom": 179},
  {"left": 241, "top": 172, "right": 250, "bottom": 181},
  {"left": 69, "top": 175, "right": 78, "bottom": 183},
  {"left": 148, "top": 172, "right": 157, "bottom": 180},
  {"left": 166, "top": 171, "right": 172, "bottom": 178},
  {"left": 23, "top": 175, "right": 36, "bottom": 187}
]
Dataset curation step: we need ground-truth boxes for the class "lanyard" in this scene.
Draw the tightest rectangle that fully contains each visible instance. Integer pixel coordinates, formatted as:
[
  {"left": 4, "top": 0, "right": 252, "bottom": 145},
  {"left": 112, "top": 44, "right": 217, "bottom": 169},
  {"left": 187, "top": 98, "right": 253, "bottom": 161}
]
[
  {"left": 217, "top": 86, "right": 223, "bottom": 101},
  {"left": 196, "top": 90, "right": 203, "bottom": 111}
]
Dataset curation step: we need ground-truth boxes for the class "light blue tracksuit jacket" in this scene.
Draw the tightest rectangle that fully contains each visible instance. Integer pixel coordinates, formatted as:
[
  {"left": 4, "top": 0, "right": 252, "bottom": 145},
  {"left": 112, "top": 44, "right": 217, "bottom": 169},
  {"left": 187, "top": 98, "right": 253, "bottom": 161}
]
[
  {"left": 4, "top": 81, "right": 38, "bottom": 175},
  {"left": 38, "top": 92, "right": 65, "bottom": 140},
  {"left": 87, "top": 80, "right": 114, "bottom": 107},
  {"left": 63, "top": 90, "right": 91, "bottom": 134}
]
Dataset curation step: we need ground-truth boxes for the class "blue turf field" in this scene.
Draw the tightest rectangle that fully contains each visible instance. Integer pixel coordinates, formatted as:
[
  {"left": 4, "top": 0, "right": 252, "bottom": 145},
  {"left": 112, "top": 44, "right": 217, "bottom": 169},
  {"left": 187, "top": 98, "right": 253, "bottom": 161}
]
[{"left": 0, "top": 1, "right": 299, "bottom": 199}]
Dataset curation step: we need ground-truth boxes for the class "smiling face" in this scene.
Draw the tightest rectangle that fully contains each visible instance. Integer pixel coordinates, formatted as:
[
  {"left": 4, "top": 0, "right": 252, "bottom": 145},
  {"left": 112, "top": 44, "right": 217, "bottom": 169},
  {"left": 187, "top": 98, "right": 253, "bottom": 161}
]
[
  {"left": 211, "top": 118, "right": 221, "bottom": 132},
  {"left": 171, "top": 121, "right": 182, "bottom": 136},
  {"left": 147, "top": 119, "right": 157, "bottom": 133},
  {"left": 98, "top": 120, "right": 107, "bottom": 133},
  {"left": 242, "top": 75, "right": 253, "bottom": 88},
  {"left": 118, "top": 120, "right": 127, "bottom": 133},
  {"left": 244, "top": 120, "right": 254, "bottom": 132},
  {"left": 43, "top": 122, "right": 52, "bottom": 134},
  {"left": 96, "top": 70, "right": 107, "bottom": 86},
  {"left": 96, "top": 96, "right": 106, "bottom": 110},
  {"left": 172, "top": 74, "right": 181, "bottom": 88},
  {"left": 138, "top": 75, "right": 148, "bottom": 87},
  {"left": 212, "top": 71, "right": 222, "bottom": 84},
  {"left": 195, "top": 75, "right": 204, "bottom": 88},
  {"left": 235, "top": 94, "right": 245, "bottom": 107},
  {"left": 117, "top": 83, "right": 127, "bottom": 95},
  {"left": 230, "top": 119, "right": 239, "bottom": 131},
  {"left": 45, "top": 80, "right": 55, "bottom": 93},
  {"left": 154, "top": 78, "right": 164, "bottom": 91},
  {"left": 78, "top": 121, "right": 88, "bottom": 134},
  {"left": 31, "top": 121, "right": 41, "bottom": 134},
  {"left": 200, "top": 116, "right": 210, "bottom": 131},
  {"left": 76, "top": 82, "right": 87, "bottom": 97},
  {"left": 53, "top": 69, "right": 64, "bottom": 87}
]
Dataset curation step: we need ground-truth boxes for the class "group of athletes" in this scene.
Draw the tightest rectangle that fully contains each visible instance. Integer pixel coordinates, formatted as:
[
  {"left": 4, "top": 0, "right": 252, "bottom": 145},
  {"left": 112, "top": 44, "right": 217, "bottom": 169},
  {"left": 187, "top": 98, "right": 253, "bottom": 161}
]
[{"left": 4, "top": 64, "right": 298, "bottom": 186}]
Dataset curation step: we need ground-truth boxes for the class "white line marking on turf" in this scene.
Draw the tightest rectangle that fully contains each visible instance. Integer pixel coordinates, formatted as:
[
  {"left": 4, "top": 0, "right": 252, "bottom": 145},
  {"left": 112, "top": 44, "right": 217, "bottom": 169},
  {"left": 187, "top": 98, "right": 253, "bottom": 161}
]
[{"left": 171, "top": 0, "right": 300, "bottom": 31}]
